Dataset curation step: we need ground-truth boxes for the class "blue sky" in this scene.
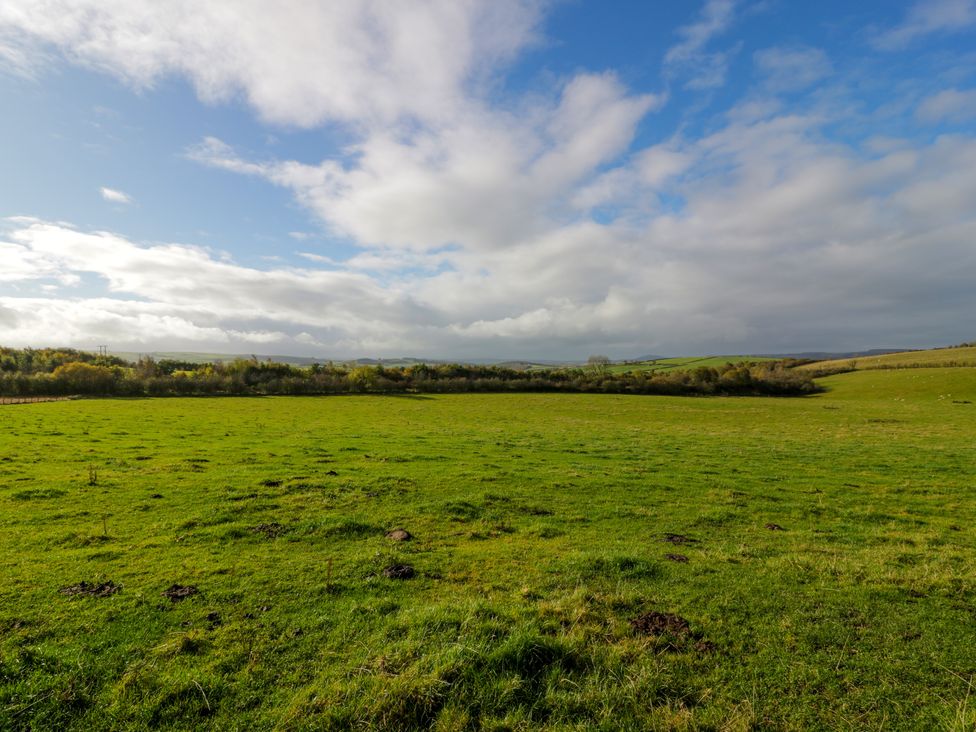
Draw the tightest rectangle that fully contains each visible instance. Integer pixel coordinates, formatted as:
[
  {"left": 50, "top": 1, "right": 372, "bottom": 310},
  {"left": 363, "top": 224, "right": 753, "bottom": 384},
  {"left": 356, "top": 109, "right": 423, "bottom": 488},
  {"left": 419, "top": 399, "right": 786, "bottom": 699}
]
[{"left": 1, "top": 0, "right": 975, "bottom": 358}]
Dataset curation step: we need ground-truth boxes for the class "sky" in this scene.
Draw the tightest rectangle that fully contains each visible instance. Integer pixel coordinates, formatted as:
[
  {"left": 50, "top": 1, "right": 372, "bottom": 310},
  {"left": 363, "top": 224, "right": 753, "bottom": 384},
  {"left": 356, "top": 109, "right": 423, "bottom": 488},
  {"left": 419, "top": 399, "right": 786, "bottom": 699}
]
[{"left": 1, "top": 0, "right": 975, "bottom": 360}]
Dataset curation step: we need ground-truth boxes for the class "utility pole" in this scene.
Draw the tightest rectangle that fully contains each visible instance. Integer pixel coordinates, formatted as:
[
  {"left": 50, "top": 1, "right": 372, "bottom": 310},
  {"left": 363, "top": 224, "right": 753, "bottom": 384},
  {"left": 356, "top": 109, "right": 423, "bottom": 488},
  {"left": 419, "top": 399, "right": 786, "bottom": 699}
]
[{"left": 97, "top": 345, "right": 108, "bottom": 357}]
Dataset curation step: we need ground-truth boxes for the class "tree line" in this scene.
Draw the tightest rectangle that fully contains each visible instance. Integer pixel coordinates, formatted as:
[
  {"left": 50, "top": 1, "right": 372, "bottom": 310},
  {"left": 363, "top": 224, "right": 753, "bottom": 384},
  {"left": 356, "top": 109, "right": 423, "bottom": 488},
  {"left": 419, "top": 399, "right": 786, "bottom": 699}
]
[{"left": 0, "top": 347, "right": 820, "bottom": 398}]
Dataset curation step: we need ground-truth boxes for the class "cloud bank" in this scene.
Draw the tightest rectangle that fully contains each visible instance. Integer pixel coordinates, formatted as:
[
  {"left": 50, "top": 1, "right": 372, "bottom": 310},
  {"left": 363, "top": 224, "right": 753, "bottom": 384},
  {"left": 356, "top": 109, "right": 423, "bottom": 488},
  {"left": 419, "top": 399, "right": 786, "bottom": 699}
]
[
  {"left": 1, "top": 1, "right": 975, "bottom": 357},
  {"left": 5, "top": 114, "right": 975, "bottom": 356}
]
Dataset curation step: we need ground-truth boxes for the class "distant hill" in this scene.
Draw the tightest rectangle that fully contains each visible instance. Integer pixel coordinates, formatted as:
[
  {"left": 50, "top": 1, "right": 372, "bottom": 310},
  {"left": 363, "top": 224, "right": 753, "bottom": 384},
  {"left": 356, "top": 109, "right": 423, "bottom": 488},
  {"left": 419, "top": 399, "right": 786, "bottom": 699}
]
[
  {"left": 627, "top": 354, "right": 668, "bottom": 362},
  {"left": 107, "top": 346, "right": 969, "bottom": 372},
  {"left": 109, "top": 351, "right": 579, "bottom": 370},
  {"left": 796, "top": 345, "right": 976, "bottom": 372},
  {"left": 758, "top": 348, "right": 908, "bottom": 360},
  {"left": 110, "top": 351, "right": 331, "bottom": 366}
]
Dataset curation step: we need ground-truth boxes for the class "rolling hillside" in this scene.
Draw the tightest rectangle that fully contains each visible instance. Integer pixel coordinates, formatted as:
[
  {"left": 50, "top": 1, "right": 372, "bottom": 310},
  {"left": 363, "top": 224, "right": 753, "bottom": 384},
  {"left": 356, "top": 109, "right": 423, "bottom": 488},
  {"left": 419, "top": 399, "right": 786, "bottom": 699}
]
[{"left": 797, "top": 345, "right": 976, "bottom": 372}]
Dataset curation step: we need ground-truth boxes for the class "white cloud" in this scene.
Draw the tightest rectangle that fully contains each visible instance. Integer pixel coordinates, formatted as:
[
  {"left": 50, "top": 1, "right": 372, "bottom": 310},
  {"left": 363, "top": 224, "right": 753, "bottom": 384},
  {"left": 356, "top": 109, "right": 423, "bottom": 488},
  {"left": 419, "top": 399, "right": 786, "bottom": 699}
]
[
  {"left": 0, "top": 30, "right": 42, "bottom": 77},
  {"left": 0, "top": 0, "right": 544, "bottom": 128},
  {"left": 2, "top": 2, "right": 976, "bottom": 357},
  {"left": 664, "top": 0, "right": 739, "bottom": 90},
  {"left": 191, "top": 73, "right": 662, "bottom": 254},
  {"left": 5, "top": 113, "right": 976, "bottom": 357},
  {"left": 99, "top": 186, "right": 132, "bottom": 204},
  {"left": 872, "top": 0, "right": 976, "bottom": 50},
  {"left": 917, "top": 87, "right": 976, "bottom": 122},
  {"left": 753, "top": 46, "right": 832, "bottom": 92}
]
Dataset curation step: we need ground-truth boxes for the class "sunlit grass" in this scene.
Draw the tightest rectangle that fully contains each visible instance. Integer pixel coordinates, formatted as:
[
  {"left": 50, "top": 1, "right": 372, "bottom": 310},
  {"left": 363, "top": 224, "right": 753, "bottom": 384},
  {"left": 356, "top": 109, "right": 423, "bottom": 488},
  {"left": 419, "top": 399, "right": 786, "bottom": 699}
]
[
  {"left": 609, "top": 355, "right": 778, "bottom": 374},
  {"left": 1, "top": 368, "right": 974, "bottom": 729},
  {"left": 796, "top": 345, "right": 976, "bottom": 372}
]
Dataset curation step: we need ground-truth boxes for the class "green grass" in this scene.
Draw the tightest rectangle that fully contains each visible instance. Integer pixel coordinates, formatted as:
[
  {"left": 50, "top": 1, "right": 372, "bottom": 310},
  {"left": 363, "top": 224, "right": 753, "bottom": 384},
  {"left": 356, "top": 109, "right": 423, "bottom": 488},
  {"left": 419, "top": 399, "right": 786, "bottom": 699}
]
[
  {"left": 610, "top": 355, "right": 778, "bottom": 374},
  {"left": 1, "top": 370, "right": 975, "bottom": 730},
  {"left": 797, "top": 346, "right": 976, "bottom": 372}
]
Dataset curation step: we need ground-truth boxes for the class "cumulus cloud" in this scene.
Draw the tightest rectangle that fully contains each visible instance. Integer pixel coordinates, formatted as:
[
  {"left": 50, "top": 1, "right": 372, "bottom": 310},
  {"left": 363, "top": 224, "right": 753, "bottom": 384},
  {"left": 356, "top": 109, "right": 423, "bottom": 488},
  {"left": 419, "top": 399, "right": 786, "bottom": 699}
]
[
  {"left": 2, "top": 2, "right": 976, "bottom": 357},
  {"left": 99, "top": 186, "right": 132, "bottom": 204},
  {"left": 5, "top": 111, "right": 976, "bottom": 357},
  {"left": 190, "top": 73, "right": 663, "bottom": 254},
  {"left": 872, "top": 0, "right": 976, "bottom": 50},
  {"left": 0, "top": 0, "right": 544, "bottom": 127}
]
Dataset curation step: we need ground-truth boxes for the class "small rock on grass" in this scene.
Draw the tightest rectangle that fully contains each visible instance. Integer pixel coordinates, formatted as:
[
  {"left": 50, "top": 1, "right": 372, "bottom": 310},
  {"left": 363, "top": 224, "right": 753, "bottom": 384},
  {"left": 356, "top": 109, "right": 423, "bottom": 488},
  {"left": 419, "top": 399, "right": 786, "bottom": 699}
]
[{"left": 385, "top": 528, "right": 412, "bottom": 541}]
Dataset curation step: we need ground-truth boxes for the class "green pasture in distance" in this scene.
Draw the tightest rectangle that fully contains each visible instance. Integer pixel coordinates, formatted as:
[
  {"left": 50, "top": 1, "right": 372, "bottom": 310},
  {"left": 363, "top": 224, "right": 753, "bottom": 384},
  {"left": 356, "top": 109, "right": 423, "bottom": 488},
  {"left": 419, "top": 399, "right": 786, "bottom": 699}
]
[
  {"left": 1, "top": 368, "right": 975, "bottom": 730},
  {"left": 609, "top": 354, "right": 778, "bottom": 374},
  {"left": 796, "top": 345, "right": 976, "bottom": 372}
]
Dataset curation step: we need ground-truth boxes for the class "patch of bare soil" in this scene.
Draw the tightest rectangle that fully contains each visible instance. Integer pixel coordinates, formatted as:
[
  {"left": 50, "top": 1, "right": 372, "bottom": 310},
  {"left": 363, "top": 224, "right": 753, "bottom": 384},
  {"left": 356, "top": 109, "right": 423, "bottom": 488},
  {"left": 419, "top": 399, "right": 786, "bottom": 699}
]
[
  {"left": 251, "top": 522, "right": 287, "bottom": 538},
  {"left": 162, "top": 584, "right": 199, "bottom": 602},
  {"left": 630, "top": 611, "right": 714, "bottom": 653},
  {"left": 631, "top": 611, "right": 690, "bottom": 636},
  {"left": 382, "top": 564, "right": 415, "bottom": 579},
  {"left": 385, "top": 528, "right": 412, "bottom": 541},
  {"left": 765, "top": 523, "right": 786, "bottom": 531},
  {"left": 664, "top": 553, "right": 689, "bottom": 562},
  {"left": 59, "top": 581, "right": 120, "bottom": 597},
  {"left": 663, "top": 533, "right": 697, "bottom": 545}
]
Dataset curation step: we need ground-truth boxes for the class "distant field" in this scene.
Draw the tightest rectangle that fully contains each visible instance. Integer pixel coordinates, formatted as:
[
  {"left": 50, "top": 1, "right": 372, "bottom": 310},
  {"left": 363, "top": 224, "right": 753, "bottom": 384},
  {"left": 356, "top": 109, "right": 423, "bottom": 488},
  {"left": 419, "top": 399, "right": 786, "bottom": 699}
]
[
  {"left": 1, "top": 369, "right": 975, "bottom": 729},
  {"left": 797, "top": 345, "right": 976, "bottom": 372},
  {"left": 610, "top": 354, "right": 778, "bottom": 374}
]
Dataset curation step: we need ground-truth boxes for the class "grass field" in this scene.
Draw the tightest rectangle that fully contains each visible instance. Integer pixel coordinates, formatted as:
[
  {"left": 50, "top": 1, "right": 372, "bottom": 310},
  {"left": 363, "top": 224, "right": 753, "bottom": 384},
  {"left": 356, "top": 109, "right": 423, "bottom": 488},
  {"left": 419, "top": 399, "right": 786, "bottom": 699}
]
[
  {"left": 610, "top": 356, "right": 778, "bottom": 374},
  {"left": 2, "top": 369, "right": 975, "bottom": 730},
  {"left": 797, "top": 346, "right": 976, "bottom": 372}
]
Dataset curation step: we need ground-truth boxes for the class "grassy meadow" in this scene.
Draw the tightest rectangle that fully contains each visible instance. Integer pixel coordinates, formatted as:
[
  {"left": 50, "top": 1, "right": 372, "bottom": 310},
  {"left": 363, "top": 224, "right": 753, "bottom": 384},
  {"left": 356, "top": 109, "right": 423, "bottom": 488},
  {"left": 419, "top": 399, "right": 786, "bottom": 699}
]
[
  {"left": 1, "top": 368, "right": 975, "bottom": 730},
  {"left": 610, "top": 356, "right": 778, "bottom": 374}
]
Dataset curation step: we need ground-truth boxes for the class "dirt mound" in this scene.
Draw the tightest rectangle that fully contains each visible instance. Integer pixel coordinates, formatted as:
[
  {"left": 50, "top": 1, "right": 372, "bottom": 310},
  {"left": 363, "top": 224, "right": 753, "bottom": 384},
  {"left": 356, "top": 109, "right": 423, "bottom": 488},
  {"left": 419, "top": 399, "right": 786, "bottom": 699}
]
[
  {"left": 59, "top": 580, "right": 120, "bottom": 597},
  {"left": 631, "top": 611, "right": 691, "bottom": 637},
  {"left": 630, "top": 610, "right": 714, "bottom": 653},
  {"left": 664, "top": 553, "right": 689, "bottom": 562},
  {"left": 162, "top": 584, "right": 199, "bottom": 602},
  {"left": 382, "top": 564, "right": 415, "bottom": 579},
  {"left": 765, "top": 522, "right": 786, "bottom": 531},
  {"left": 385, "top": 528, "right": 412, "bottom": 541}
]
